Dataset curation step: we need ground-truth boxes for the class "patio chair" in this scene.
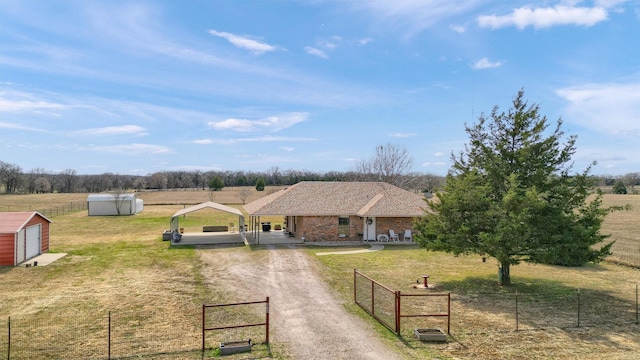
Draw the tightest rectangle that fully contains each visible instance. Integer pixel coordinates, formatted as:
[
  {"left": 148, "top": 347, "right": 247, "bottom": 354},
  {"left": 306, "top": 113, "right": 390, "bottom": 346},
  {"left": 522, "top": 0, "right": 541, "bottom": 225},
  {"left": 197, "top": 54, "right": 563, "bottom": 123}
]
[
  {"left": 404, "top": 230, "right": 413, "bottom": 242},
  {"left": 389, "top": 229, "right": 400, "bottom": 242}
]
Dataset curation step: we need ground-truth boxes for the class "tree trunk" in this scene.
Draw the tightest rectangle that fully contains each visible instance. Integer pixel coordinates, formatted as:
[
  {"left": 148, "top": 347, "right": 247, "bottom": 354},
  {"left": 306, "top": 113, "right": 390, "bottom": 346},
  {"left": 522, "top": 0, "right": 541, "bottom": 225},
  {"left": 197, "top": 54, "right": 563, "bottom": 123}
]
[{"left": 499, "top": 262, "right": 511, "bottom": 286}]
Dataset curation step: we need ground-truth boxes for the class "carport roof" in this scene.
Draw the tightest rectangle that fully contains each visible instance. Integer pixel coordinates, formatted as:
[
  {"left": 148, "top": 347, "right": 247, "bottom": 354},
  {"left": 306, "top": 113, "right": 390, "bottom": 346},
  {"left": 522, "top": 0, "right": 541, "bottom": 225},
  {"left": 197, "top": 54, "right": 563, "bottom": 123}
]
[
  {"left": 243, "top": 181, "right": 428, "bottom": 217},
  {"left": 171, "top": 201, "right": 243, "bottom": 219}
]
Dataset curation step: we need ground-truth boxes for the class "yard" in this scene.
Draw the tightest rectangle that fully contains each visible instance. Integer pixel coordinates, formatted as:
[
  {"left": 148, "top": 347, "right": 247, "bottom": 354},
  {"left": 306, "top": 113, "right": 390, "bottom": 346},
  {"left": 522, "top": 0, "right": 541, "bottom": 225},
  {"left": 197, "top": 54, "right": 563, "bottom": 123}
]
[{"left": 0, "top": 190, "right": 639, "bottom": 359}]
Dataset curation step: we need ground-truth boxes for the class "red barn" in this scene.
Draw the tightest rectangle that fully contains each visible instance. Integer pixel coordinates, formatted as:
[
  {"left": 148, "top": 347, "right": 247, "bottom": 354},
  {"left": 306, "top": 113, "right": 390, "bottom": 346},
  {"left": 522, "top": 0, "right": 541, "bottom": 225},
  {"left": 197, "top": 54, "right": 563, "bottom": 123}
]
[{"left": 0, "top": 212, "right": 51, "bottom": 266}]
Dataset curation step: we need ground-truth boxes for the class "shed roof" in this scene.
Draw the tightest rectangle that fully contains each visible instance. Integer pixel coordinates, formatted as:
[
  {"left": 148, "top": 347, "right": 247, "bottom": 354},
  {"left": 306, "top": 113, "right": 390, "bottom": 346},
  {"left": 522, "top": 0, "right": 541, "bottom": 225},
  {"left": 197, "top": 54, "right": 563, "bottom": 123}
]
[
  {"left": 0, "top": 211, "right": 52, "bottom": 233},
  {"left": 87, "top": 193, "right": 136, "bottom": 201},
  {"left": 243, "top": 181, "right": 428, "bottom": 217}
]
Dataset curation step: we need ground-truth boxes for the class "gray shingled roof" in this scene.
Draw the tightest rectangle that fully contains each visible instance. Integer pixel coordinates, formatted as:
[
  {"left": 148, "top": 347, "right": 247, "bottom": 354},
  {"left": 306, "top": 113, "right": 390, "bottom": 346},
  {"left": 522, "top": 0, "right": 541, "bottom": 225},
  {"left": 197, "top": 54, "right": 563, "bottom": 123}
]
[{"left": 243, "top": 181, "right": 428, "bottom": 217}]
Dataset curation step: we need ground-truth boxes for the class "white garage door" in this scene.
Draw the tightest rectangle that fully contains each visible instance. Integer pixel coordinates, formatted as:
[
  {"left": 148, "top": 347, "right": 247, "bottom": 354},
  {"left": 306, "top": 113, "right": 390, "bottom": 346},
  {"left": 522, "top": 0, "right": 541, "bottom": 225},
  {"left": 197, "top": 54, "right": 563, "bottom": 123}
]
[{"left": 25, "top": 224, "right": 41, "bottom": 260}]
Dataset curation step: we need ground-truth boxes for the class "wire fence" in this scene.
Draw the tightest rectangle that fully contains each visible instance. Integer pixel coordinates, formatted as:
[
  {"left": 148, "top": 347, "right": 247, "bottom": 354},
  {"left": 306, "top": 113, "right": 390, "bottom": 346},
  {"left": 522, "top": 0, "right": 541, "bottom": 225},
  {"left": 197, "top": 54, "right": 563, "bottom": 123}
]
[
  {"left": 2, "top": 285, "right": 639, "bottom": 358},
  {"left": 0, "top": 302, "right": 270, "bottom": 360},
  {"left": 1, "top": 201, "right": 87, "bottom": 218},
  {"left": 355, "top": 269, "right": 640, "bottom": 338}
]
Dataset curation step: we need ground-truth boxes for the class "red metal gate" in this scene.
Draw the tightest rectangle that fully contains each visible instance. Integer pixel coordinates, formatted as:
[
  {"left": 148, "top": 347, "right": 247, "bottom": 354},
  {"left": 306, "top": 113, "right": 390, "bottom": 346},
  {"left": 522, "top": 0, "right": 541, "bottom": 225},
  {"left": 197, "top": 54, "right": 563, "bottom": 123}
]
[
  {"left": 354, "top": 269, "right": 450, "bottom": 335},
  {"left": 202, "top": 297, "right": 269, "bottom": 352}
]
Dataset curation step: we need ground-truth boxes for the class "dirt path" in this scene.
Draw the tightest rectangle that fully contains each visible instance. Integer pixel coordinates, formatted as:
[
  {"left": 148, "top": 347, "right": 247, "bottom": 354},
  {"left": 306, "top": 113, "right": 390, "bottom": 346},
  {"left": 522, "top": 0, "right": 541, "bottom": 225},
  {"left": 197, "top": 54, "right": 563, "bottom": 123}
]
[{"left": 199, "top": 245, "right": 405, "bottom": 360}]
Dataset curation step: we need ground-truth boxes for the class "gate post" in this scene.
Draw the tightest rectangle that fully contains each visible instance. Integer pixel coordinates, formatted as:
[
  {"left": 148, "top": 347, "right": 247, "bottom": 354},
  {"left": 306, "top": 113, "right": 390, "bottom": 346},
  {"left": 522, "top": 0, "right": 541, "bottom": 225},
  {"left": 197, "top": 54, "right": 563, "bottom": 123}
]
[
  {"left": 265, "top": 297, "right": 270, "bottom": 344},
  {"left": 395, "top": 291, "right": 401, "bottom": 334}
]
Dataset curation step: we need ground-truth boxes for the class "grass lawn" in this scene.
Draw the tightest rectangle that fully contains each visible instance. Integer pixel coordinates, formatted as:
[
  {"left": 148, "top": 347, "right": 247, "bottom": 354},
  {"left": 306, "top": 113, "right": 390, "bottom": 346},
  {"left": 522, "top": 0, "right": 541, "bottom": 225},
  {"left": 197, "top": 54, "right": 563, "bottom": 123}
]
[{"left": 1, "top": 191, "right": 639, "bottom": 359}]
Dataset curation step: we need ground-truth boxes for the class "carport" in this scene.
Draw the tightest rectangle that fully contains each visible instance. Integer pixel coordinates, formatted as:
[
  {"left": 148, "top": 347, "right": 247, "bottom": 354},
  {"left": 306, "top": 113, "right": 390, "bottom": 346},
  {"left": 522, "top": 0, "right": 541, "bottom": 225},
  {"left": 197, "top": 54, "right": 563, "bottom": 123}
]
[{"left": 169, "top": 202, "right": 246, "bottom": 245}]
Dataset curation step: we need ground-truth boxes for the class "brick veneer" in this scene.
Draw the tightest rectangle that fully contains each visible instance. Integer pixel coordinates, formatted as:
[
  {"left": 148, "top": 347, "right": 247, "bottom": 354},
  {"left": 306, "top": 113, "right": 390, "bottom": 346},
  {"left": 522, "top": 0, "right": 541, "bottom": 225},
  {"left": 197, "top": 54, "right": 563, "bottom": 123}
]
[{"left": 293, "top": 215, "right": 415, "bottom": 242}]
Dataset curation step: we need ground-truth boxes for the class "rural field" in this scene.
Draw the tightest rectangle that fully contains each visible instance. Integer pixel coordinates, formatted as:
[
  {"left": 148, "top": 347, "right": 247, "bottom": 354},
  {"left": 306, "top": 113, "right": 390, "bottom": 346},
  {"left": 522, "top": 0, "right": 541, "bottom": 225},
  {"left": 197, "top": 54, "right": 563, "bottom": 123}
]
[{"left": 0, "top": 189, "right": 639, "bottom": 359}]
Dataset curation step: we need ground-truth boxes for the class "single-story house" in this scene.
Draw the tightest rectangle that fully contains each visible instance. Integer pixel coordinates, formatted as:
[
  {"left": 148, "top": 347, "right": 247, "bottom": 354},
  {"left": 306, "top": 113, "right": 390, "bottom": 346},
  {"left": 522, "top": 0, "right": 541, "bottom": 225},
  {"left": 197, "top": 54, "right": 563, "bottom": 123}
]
[
  {"left": 87, "top": 193, "right": 143, "bottom": 216},
  {"left": 0, "top": 211, "right": 51, "bottom": 266},
  {"left": 243, "top": 181, "right": 428, "bottom": 242}
]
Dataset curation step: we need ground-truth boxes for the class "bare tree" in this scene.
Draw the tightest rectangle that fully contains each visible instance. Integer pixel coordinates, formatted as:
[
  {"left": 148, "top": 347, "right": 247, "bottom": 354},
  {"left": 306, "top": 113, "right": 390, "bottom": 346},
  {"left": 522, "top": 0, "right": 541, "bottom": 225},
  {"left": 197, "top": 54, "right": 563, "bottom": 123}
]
[
  {"left": 353, "top": 143, "right": 414, "bottom": 188},
  {"left": 59, "top": 169, "right": 77, "bottom": 193},
  {"left": 111, "top": 188, "right": 129, "bottom": 216},
  {"left": 238, "top": 187, "right": 252, "bottom": 204},
  {"left": 34, "top": 177, "right": 50, "bottom": 193},
  {"left": 622, "top": 172, "right": 640, "bottom": 194},
  {"left": 0, "top": 161, "right": 23, "bottom": 194}
]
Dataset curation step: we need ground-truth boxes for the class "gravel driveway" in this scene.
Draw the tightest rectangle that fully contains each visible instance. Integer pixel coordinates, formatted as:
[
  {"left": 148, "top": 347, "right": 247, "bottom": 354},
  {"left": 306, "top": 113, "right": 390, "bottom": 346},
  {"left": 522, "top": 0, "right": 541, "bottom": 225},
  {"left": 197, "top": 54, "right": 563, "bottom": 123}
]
[{"left": 199, "top": 245, "right": 404, "bottom": 360}]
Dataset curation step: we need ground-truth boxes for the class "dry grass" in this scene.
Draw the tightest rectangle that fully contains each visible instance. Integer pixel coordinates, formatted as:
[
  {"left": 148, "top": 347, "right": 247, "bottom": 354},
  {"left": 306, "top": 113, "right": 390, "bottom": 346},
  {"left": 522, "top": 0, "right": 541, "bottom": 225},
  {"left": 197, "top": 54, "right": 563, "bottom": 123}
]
[
  {"left": 599, "top": 194, "right": 640, "bottom": 267},
  {"left": 1, "top": 191, "right": 639, "bottom": 359}
]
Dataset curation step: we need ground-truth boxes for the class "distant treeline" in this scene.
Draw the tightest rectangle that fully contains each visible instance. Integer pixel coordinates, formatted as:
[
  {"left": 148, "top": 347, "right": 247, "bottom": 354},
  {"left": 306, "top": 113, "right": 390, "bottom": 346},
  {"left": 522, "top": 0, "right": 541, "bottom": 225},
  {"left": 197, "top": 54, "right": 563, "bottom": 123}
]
[
  {"left": 1, "top": 160, "right": 637, "bottom": 195},
  {"left": 0, "top": 161, "right": 445, "bottom": 194}
]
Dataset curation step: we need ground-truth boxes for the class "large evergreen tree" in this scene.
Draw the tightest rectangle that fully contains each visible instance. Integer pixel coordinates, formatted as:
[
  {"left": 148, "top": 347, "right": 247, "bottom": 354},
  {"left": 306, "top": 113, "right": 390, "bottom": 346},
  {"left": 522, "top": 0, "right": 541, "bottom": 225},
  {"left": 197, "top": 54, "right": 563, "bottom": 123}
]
[{"left": 415, "top": 90, "right": 626, "bottom": 285}]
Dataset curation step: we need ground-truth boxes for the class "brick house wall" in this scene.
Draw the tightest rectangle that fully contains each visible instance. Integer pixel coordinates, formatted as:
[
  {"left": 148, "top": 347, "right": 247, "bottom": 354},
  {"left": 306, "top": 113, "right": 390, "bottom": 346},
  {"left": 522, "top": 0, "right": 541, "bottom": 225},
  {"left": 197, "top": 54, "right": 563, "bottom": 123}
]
[{"left": 293, "top": 215, "right": 416, "bottom": 242}]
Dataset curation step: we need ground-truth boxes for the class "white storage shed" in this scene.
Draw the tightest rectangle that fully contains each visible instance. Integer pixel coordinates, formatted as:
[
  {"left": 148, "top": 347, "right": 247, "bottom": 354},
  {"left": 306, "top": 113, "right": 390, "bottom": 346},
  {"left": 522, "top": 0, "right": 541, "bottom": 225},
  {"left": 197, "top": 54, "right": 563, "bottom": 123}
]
[{"left": 87, "top": 194, "right": 143, "bottom": 216}]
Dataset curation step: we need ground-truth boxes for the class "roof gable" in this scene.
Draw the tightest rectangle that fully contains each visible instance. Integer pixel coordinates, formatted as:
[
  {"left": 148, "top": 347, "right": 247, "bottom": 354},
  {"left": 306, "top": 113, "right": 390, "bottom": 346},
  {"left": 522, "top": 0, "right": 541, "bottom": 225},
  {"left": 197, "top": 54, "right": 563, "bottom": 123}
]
[
  {"left": 243, "top": 181, "right": 427, "bottom": 217},
  {"left": 0, "top": 211, "right": 51, "bottom": 233}
]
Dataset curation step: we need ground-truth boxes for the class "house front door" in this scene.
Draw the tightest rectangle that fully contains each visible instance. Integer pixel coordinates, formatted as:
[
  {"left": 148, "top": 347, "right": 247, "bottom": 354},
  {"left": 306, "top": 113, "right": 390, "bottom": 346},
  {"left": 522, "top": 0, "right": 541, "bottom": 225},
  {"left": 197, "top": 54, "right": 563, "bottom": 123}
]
[{"left": 364, "top": 217, "right": 376, "bottom": 241}]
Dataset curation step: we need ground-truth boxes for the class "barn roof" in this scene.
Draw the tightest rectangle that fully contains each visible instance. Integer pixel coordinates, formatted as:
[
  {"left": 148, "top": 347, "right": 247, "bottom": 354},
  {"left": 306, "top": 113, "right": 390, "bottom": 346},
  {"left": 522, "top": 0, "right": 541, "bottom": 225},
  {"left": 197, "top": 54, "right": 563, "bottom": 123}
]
[
  {"left": 243, "top": 181, "right": 428, "bottom": 217},
  {"left": 87, "top": 193, "right": 136, "bottom": 201},
  {"left": 0, "top": 211, "right": 52, "bottom": 233}
]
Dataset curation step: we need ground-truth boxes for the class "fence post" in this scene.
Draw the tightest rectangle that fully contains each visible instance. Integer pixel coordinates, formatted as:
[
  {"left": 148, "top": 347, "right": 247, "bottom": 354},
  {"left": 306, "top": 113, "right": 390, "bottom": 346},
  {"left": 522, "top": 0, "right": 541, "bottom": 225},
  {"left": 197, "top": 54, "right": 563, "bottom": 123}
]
[
  {"left": 371, "top": 279, "right": 375, "bottom": 316},
  {"left": 353, "top": 269, "right": 357, "bottom": 303},
  {"left": 108, "top": 311, "right": 111, "bottom": 360},
  {"left": 447, "top": 293, "right": 451, "bottom": 334},
  {"left": 577, "top": 289, "right": 581, "bottom": 327},
  {"left": 395, "top": 291, "right": 400, "bottom": 334},
  {"left": 202, "top": 304, "right": 205, "bottom": 355},
  {"left": 636, "top": 284, "right": 638, "bottom": 325},
  {"left": 7, "top": 317, "right": 10, "bottom": 360},
  {"left": 515, "top": 291, "right": 519, "bottom": 331},
  {"left": 265, "top": 297, "right": 270, "bottom": 344}
]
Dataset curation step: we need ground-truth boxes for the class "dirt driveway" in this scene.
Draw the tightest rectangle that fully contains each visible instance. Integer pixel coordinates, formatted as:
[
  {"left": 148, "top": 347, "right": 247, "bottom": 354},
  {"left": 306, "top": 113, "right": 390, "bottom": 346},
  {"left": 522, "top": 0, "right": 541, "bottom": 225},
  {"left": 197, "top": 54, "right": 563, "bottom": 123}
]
[{"left": 199, "top": 245, "right": 406, "bottom": 360}]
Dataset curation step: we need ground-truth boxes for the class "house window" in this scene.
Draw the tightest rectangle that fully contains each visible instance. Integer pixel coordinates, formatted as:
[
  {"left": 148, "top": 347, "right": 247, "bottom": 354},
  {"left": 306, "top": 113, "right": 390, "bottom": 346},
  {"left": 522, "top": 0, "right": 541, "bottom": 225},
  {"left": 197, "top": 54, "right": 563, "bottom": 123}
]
[{"left": 338, "top": 216, "right": 350, "bottom": 236}]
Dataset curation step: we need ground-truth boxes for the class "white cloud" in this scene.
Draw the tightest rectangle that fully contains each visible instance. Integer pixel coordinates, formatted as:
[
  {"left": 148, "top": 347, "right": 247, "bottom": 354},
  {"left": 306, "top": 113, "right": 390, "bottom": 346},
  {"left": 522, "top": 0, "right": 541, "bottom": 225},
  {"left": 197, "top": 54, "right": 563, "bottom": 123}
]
[
  {"left": 352, "top": 0, "right": 485, "bottom": 36},
  {"left": 471, "top": 57, "right": 503, "bottom": 70},
  {"left": 88, "top": 143, "right": 172, "bottom": 154},
  {"left": 421, "top": 161, "right": 447, "bottom": 167},
  {"left": 0, "top": 121, "right": 43, "bottom": 132},
  {"left": 389, "top": 132, "right": 417, "bottom": 138},
  {"left": 434, "top": 151, "right": 445, "bottom": 157},
  {"left": 449, "top": 24, "right": 467, "bottom": 33},
  {"left": 478, "top": 6, "right": 608, "bottom": 29},
  {"left": 0, "top": 97, "right": 66, "bottom": 112},
  {"left": 208, "top": 112, "right": 309, "bottom": 132},
  {"left": 358, "top": 38, "right": 373, "bottom": 45},
  {"left": 280, "top": 146, "right": 295, "bottom": 152},
  {"left": 304, "top": 46, "right": 329, "bottom": 59},
  {"left": 195, "top": 135, "right": 316, "bottom": 145},
  {"left": 556, "top": 82, "right": 640, "bottom": 135},
  {"left": 209, "top": 30, "right": 277, "bottom": 54},
  {"left": 70, "top": 125, "right": 148, "bottom": 137}
]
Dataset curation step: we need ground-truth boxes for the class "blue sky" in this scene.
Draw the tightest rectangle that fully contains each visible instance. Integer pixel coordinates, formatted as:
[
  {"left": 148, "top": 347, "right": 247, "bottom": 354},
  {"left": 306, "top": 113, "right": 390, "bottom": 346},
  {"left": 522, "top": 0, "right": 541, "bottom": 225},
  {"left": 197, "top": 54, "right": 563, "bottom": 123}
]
[{"left": 1, "top": 0, "right": 638, "bottom": 176}]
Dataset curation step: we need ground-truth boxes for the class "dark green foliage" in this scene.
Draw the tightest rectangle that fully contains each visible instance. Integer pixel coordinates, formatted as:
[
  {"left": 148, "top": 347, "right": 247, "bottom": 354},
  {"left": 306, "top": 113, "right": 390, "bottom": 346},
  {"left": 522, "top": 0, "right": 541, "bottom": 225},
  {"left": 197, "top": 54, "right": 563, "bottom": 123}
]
[
  {"left": 612, "top": 180, "right": 627, "bottom": 194},
  {"left": 255, "top": 177, "right": 266, "bottom": 191},
  {"left": 414, "top": 90, "right": 625, "bottom": 285},
  {"left": 208, "top": 176, "right": 225, "bottom": 191}
]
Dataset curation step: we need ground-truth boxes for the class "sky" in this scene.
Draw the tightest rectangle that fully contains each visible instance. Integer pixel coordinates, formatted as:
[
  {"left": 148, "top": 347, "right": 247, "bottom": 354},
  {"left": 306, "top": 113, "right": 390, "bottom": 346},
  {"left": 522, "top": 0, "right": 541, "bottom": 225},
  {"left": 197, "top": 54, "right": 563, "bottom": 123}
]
[{"left": 1, "top": 0, "right": 639, "bottom": 176}]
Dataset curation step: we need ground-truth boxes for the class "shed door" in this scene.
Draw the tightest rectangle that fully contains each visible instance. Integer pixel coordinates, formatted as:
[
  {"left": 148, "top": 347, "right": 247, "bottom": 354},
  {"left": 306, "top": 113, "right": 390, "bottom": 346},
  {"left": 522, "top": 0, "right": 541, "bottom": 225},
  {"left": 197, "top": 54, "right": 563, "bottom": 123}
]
[
  {"left": 16, "top": 228, "right": 26, "bottom": 264},
  {"left": 26, "top": 224, "right": 41, "bottom": 259}
]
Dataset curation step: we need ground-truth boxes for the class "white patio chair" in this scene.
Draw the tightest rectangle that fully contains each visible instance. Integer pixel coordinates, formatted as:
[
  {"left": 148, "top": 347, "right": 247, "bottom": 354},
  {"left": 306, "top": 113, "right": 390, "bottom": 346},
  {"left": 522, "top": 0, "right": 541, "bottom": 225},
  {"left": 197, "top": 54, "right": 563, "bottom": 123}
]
[
  {"left": 404, "top": 230, "right": 413, "bottom": 242},
  {"left": 377, "top": 234, "right": 389, "bottom": 242},
  {"left": 389, "top": 229, "right": 400, "bottom": 242}
]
